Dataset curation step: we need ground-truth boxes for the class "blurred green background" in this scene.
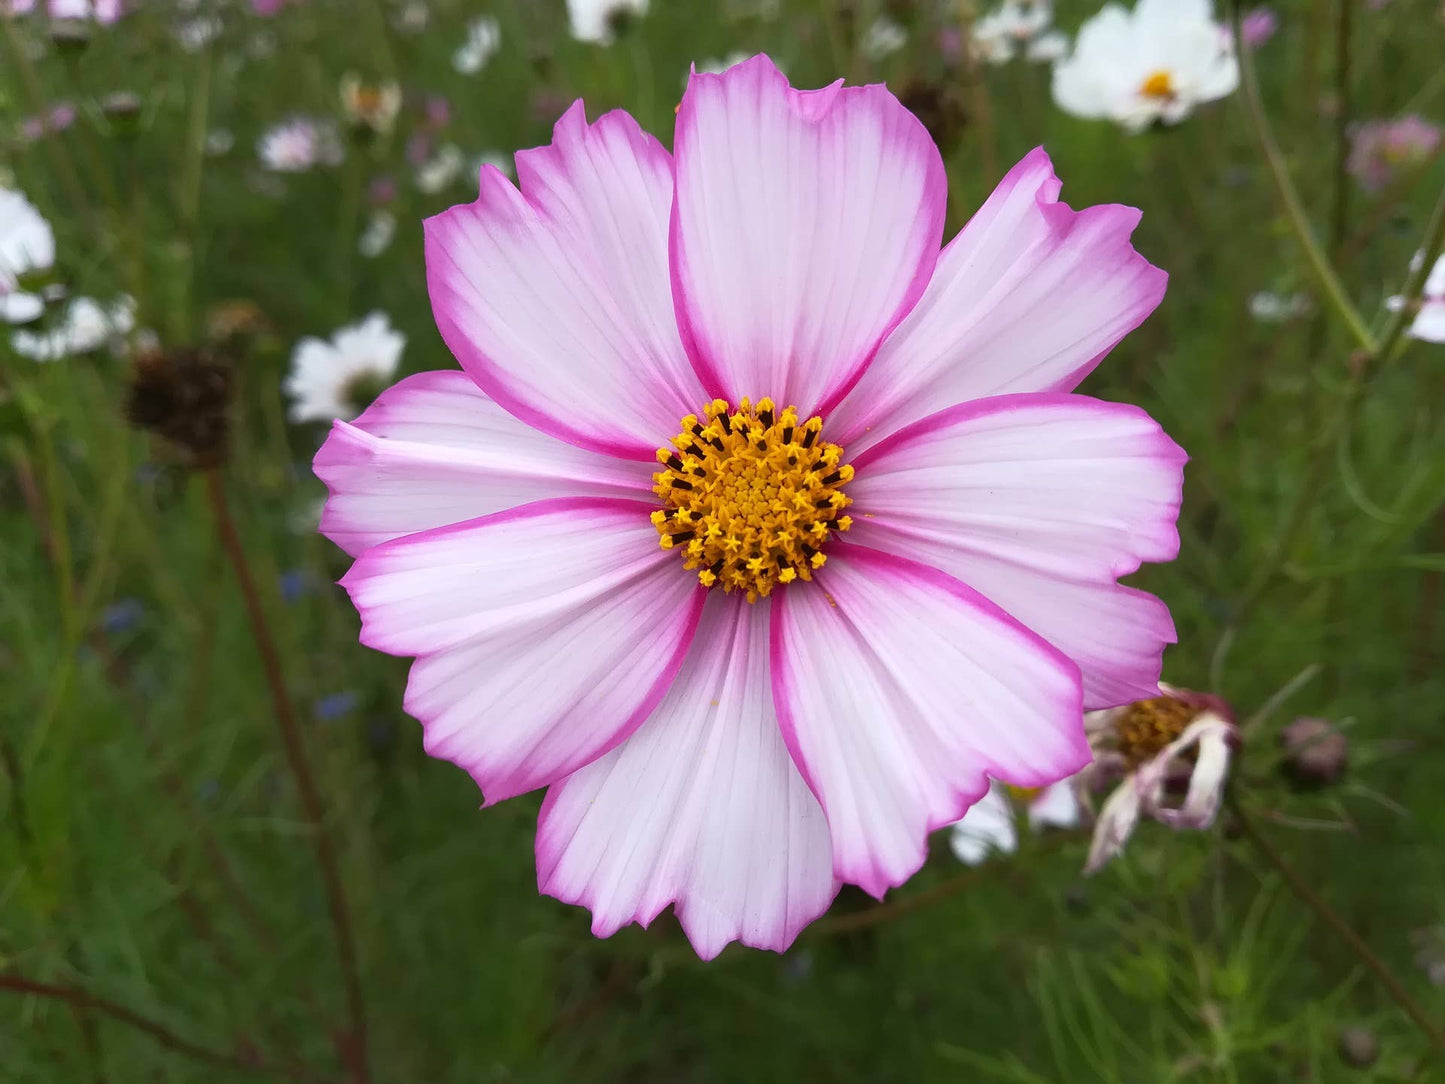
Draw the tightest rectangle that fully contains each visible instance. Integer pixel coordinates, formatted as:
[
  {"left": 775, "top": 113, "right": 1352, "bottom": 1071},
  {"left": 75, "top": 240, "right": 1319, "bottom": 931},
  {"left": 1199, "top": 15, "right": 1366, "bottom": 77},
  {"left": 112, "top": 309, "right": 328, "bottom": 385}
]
[{"left": 2, "top": 0, "right": 1443, "bottom": 1080}]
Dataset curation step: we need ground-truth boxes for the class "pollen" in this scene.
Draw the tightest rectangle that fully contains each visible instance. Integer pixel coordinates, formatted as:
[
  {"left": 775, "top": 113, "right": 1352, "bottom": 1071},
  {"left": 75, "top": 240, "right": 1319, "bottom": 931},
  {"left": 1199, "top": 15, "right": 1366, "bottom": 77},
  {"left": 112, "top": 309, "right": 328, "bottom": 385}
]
[
  {"left": 1114, "top": 695, "right": 1196, "bottom": 769},
  {"left": 1139, "top": 70, "right": 1176, "bottom": 100},
  {"left": 652, "top": 398, "right": 854, "bottom": 602}
]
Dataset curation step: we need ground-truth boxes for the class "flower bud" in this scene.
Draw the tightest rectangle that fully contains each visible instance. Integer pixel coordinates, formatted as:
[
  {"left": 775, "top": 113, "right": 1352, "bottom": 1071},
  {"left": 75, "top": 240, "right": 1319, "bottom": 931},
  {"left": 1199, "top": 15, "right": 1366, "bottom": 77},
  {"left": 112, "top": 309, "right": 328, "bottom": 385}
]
[{"left": 1279, "top": 717, "right": 1348, "bottom": 788}]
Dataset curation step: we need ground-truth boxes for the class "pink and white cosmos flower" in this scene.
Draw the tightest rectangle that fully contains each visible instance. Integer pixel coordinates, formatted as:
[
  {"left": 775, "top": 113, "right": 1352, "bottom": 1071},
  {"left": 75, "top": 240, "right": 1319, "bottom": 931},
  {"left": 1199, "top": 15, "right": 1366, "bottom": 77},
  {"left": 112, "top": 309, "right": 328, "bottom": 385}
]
[{"left": 316, "top": 55, "right": 1185, "bottom": 959}]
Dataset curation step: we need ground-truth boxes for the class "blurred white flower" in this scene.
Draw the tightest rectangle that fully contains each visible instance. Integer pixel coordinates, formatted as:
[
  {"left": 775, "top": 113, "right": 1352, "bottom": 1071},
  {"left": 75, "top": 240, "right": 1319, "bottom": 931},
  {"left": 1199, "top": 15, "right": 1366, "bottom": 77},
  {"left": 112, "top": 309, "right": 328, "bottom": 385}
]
[
  {"left": 1052, "top": 0, "right": 1239, "bottom": 132},
  {"left": 1248, "top": 290, "right": 1310, "bottom": 322},
  {"left": 393, "top": 0, "right": 428, "bottom": 33},
  {"left": 1386, "top": 253, "right": 1445, "bottom": 343},
  {"left": 452, "top": 15, "right": 500, "bottom": 73},
  {"left": 973, "top": 0, "right": 1068, "bottom": 64},
  {"left": 175, "top": 14, "right": 220, "bottom": 51},
  {"left": 693, "top": 51, "right": 752, "bottom": 78},
  {"left": 284, "top": 312, "right": 405, "bottom": 423},
  {"left": 205, "top": 128, "right": 235, "bottom": 156},
  {"left": 340, "top": 74, "right": 402, "bottom": 136},
  {"left": 13, "top": 0, "right": 125, "bottom": 22},
  {"left": 12, "top": 295, "right": 134, "bottom": 361},
  {"left": 861, "top": 14, "right": 907, "bottom": 60},
  {"left": 567, "top": 0, "right": 647, "bottom": 44},
  {"left": 472, "top": 150, "right": 514, "bottom": 183},
  {"left": 358, "top": 210, "right": 396, "bottom": 258},
  {"left": 1081, "top": 686, "right": 1237, "bottom": 873},
  {"left": 0, "top": 186, "right": 54, "bottom": 325},
  {"left": 949, "top": 780, "right": 1081, "bottom": 865},
  {"left": 258, "top": 116, "right": 344, "bottom": 172},
  {"left": 415, "top": 143, "right": 465, "bottom": 193}
]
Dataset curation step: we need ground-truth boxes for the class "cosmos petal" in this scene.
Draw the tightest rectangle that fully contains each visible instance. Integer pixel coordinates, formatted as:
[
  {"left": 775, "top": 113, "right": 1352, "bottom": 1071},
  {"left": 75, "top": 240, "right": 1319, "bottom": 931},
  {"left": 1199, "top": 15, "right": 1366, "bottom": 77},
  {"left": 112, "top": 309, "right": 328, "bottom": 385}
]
[
  {"left": 771, "top": 543, "right": 1087, "bottom": 898},
  {"left": 315, "top": 371, "right": 653, "bottom": 557},
  {"left": 847, "top": 393, "right": 1184, "bottom": 709},
  {"left": 670, "top": 54, "right": 945, "bottom": 417},
  {"left": 424, "top": 102, "right": 704, "bottom": 460},
  {"left": 340, "top": 498, "right": 705, "bottom": 801},
  {"left": 538, "top": 592, "right": 838, "bottom": 959}
]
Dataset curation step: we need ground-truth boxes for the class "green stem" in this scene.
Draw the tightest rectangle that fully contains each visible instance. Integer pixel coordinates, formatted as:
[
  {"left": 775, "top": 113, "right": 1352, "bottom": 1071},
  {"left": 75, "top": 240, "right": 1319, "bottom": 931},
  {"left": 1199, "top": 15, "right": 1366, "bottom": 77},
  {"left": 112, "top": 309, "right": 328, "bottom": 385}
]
[
  {"left": 1232, "top": 4, "right": 1375, "bottom": 353},
  {"left": 1230, "top": 797, "right": 1445, "bottom": 1053}
]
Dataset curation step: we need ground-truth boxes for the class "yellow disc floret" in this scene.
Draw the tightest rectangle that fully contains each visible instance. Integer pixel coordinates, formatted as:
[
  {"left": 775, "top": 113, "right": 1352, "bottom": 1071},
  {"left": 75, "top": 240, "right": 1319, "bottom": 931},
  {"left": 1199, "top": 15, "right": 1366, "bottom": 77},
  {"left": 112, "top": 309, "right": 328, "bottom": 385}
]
[{"left": 652, "top": 398, "right": 854, "bottom": 602}]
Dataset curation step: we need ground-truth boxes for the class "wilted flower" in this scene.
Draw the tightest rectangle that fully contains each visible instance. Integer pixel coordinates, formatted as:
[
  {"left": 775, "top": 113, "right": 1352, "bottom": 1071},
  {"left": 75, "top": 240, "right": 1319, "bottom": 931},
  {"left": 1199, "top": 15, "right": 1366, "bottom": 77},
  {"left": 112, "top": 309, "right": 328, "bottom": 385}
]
[
  {"left": 1082, "top": 686, "right": 1237, "bottom": 873},
  {"left": 949, "top": 780, "right": 1080, "bottom": 865},
  {"left": 285, "top": 312, "right": 404, "bottom": 422},
  {"left": 1385, "top": 252, "right": 1445, "bottom": 343},
  {"left": 1346, "top": 116, "right": 1441, "bottom": 193},
  {"left": 258, "top": 115, "right": 344, "bottom": 172},
  {"left": 452, "top": 15, "right": 500, "bottom": 74},
  {"left": 1053, "top": 0, "right": 1239, "bottom": 132},
  {"left": 359, "top": 210, "right": 397, "bottom": 258},
  {"left": 415, "top": 143, "right": 464, "bottom": 193},
  {"left": 316, "top": 56, "right": 1182, "bottom": 957},
  {"left": 340, "top": 74, "right": 402, "bottom": 136},
  {"left": 0, "top": 186, "right": 54, "bottom": 324},
  {"left": 566, "top": 0, "right": 647, "bottom": 44},
  {"left": 1279, "top": 716, "right": 1348, "bottom": 788},
  {"left": 972, "top": 0, "right": 1069, "bottom": 64},
  {"left": 13, "top": 295, "right": 134, "bottom": 361},
  {"left": 860, "top": 14, "right": 907, "bottom": 60},
  {"left": 124, "top": 345, "right": 233, "bottom": 467}
]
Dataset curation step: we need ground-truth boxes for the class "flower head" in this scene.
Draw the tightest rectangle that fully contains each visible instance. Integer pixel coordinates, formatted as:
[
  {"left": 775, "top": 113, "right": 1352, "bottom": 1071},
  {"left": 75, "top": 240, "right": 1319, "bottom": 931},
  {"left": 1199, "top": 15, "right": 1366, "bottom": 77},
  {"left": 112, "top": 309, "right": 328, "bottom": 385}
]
[
  {"left": 258, "top": 115, "right": 344, "bottom": 172},
  {"left": 285, "top": 312, "right": 404, "bottom": 423},
  {"left": 13, "top": 295, "right": 133, "bottom": 361},
  {"left": 1239, "top": 7, "right": 1277, "bottom": 49},
  {"left": 1052, "top": 0, "right": 1239, "bottom": 132},
  {"left": 8, "top": 0, "right": 125, "bottom": 21},
  {"left": 1385, "top": 252, "right": 1445, "bottom": 343},
  {"left": 0, "top": 186, "right": 55, "bottom": 325},
  {"left": 1082, "top": 686, "right": 1237, "bottom": 873},
  {"left": 452, "top": 15, "right": 500, "bottom": 74},
  {"left": 340, "top": 75, "right": 402, "bottom": 136},
  {"left": 317, "top": 55, "right": 1182, "bottom": 958},
  {"left": 566, "top": 0, "right": 646, "bottom": 44},
  {"left": 1347, "top": 116, "right": 1441, "bottom": 193},
  {"left": 949, "top": 779, "right": 1080, "bottom": 864},
  {"left": 972, "top": 0, "right": 1068, "bottom": 65}
]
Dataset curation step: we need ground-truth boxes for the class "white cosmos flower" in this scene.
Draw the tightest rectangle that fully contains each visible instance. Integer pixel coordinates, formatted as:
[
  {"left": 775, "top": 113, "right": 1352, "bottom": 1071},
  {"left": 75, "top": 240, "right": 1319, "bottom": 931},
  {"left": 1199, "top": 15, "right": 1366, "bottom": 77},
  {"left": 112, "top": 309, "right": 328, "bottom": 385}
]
[
  {"left": 358, "top": 210, "right": 396, "bottom": 258},
  {"left": 12, "top": 295, "right": 134, "bottom": 361},
  {"left": 861, "top": 15, "right": 907, "bottom": 60},
  {"left": 1248, "top": 290, "right": 1310, "bottom": 322},
  {"left": 566, "top": 0, "right": 647, "bottom": 44},
  {"left": 258, "top": 116, "right": 344, "bottom": 172},
  {"left": 416, "top": 143, "right": 465, "bottom": 194},
  {"left": 1081, "top": 686, "right": 1237, "bottom": 873},
  {"left": 949, "top": 779, "right": 1081, "bottom": 865},
  {"left": 284, "top": 312, "right": 405, "bottom": 423},
  {"left": 452, "top": 15, "right": 500, "bottom": 73},
  {"left": 0, "top": 186, "right": 54, "bottom": 325},
  {"left": 1386, "top": 253, "right": 1445, "bottom": 343},
  {"left": 973, "top": 0, "right": 1068, "bottom": 64},
  {"left": 1052, "top": 0, "right": 1239, "bottom": 132}
]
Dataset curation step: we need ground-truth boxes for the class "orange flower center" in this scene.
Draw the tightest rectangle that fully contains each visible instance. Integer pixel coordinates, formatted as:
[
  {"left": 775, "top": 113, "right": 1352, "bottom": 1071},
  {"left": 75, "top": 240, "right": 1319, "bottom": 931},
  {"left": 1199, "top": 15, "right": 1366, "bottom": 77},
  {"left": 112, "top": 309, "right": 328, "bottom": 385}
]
[
  {"left": 1115, "top": 696, "right": 1197, "bottom": 769},
  {"left": 651, "top": 398, "right": 853, "bottom": 602},
  {"left": 1139, "top": 70, "right": 1176, "bottom": 100}
]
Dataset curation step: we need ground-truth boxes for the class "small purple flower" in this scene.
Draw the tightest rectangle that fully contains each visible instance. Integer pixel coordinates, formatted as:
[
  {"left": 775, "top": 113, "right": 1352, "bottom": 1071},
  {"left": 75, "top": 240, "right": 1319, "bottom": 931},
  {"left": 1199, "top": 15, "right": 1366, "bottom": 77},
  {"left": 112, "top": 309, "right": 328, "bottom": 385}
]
[
  {"left": 1348, "top": 115, "right": 1442, "bottom": 193},
  {"left": 368, "top": 175, "right": 399, "bottom": 207},
  {"left": 424, "top": 94, "right": 451, "bottom": 131},
  {"left": 20, "top": 103, "right": 77, "bottom": 143},
  {"left": 314, "top": 690, "right": 360, "bottom": 720},
  {"left": 406, "top": 131, "right": 433, "bottom": 168},
  {"left": 1241, "top": 8, "right": 1277, "bottom": 49},
  {"left": 100, "top": 597, "right": 145, "bottom": 634}
]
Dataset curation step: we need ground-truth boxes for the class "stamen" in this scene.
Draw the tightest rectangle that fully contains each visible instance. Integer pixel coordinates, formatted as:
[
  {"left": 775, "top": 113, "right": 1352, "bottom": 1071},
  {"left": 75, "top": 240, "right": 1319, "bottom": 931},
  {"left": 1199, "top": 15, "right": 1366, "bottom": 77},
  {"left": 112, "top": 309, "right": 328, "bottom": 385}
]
[{"left": 652, "top": 399, "right": 855, "bottom": 602}]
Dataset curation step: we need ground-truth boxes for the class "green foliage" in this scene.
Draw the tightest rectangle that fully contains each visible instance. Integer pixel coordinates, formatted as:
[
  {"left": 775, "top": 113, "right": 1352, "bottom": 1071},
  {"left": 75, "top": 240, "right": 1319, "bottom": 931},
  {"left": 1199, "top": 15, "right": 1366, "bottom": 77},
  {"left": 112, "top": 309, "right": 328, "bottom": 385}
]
[{"left": 1, "top": 1, "right": 1442, "bottom": 1080}]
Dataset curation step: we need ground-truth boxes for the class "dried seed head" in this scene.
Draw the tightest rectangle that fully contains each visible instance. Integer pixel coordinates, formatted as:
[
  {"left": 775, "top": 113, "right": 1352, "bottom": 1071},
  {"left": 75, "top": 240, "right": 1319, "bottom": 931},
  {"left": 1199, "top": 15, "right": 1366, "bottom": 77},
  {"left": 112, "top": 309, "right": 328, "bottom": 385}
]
[
  {"left": 124, "top": 347, "right": 233, "bottom": 468},
  {"left": 1279, "top": 716, "right": 1348, "bottom": 788}
]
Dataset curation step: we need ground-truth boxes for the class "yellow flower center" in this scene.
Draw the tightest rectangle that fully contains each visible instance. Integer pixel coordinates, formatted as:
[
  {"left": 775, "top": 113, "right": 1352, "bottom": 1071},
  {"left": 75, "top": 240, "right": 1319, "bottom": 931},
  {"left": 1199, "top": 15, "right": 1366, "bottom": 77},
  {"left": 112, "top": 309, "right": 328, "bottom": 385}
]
[
  {"left": 652, "top": 398, "right": 854, "bottom": 602},
  {"left": 1114, "top": 695, "right": 1197, "bottom": 769},
  {"left": 1005, "top": 785, "right": 1042, "bottom": 804},
  {"left": 1139, "top": 70, "right": 1176, "bottom": 100}
]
